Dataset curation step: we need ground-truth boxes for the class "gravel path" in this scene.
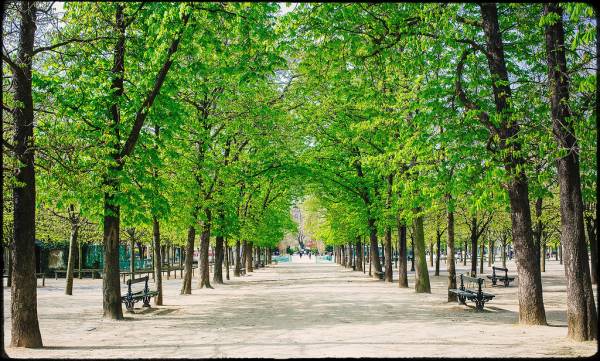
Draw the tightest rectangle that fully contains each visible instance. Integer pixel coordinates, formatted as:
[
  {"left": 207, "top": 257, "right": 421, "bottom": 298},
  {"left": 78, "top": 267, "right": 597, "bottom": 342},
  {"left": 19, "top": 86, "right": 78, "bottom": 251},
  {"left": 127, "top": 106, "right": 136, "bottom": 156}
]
[{"left": 3, "top": 258, "right": 597, "bottom": 358}]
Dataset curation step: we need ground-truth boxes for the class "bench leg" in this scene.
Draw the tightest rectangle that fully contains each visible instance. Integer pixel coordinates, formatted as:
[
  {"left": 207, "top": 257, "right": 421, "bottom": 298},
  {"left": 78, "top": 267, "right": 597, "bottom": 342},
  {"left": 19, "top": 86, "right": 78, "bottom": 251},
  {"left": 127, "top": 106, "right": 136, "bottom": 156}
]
[
  {"left": 143, "top": 296, "right": 151, "bottom": 308},
  {"left": 475, "top": 300, "right": 485, "bottom": 311},
  {"left": 125, "top": 301, "right": 135, "bottom": 312},
  {"left": 458, "top": 295, "right": 466, "bottom": 305}
]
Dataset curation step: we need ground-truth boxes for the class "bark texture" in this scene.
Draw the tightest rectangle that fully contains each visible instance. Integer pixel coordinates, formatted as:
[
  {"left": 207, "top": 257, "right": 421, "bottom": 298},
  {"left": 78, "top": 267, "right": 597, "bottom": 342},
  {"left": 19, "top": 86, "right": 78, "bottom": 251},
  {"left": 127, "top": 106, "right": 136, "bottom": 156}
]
[
  {"left": 544, "top": 3, "right": 597, "bottom": 340},
  {"left": 9, "top": 0, "right": 43, "bottom": 347}
]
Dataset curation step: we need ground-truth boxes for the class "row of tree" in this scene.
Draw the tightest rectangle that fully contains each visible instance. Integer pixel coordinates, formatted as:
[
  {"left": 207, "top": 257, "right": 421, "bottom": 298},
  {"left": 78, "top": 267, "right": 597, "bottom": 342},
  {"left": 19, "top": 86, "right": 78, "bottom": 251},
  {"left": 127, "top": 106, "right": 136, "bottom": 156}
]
[
  {"left": 1, "top": 2, "right": 597, "bottom": 349},
  {"left": 276, "top": 2, "right": 597, "bottom": 341}
]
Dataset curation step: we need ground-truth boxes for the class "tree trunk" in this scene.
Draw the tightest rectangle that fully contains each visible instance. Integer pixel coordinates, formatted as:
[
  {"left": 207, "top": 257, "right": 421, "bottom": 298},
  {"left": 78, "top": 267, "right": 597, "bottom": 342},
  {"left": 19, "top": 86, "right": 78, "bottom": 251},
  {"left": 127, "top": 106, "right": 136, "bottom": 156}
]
[
  {"left": 9, "top": 0, "right": 43, "bottom": 348},
  {"left": 413, "top": 210, "right": 431, "bottom": 293},
  {"left": 181, "top": 226, "right": 195, "bottom": 294},
  {"left": 544, "top": 3, "right": 597, "bottom": 340},
  {"left": 559, "top": 242, "right": 563, "bottom": 264},
  {"left": 435, "top": 229, "right": 441, "bottom": 277},
  {"left": 470, "top": 217, "right": 478, "bottom": 276},
  {"left": 241, "top": 240, "right": 247, "bottom": 270},
  {"left": 152, "top": 217, "right": 163, "bottom": 305},
  {"left": 78, "top": 241, "right": 83, "bottom": 279},
  {"left": 368, "top": 218, "right": 383, "bottom": 278},
  {"left": 234, "top": 240, "right": 241, "bottom": 277},
  {"left": 398, "top": 219, "right": 408, "bottom": 288},
  {"left": 356, "top": 238, "right": 363, "bottom": 272},
  {"left": 224, "top": 242, "right": 230, "bottom": 280},
  {"left": 429, "top": 242, "right": 434, "bottom": 267},
  {"left": 410, "top": 236, "right": 415, "bottom": 272},
  {"left": 541, "top": 241, "right": 546, "bottom": 272},
  {"left": 586, "top": 216, "right": 597, "bottom": 284},
  {"left": 8, "top": 245, "right": 13, "bottom": 287},
  {"left": 213, "top": 234, "right": 224, "bottom": 284},
  {"left": 447, "top": 207, "right": 457, "bottom": 302},
  {"left": 488, "top": 239, "right": 493, "bottom": 267},
  {"left": 198, "top": 212, "right": 212, "bottom": 289},
  {"left": 129, "top": 236, "right": 135, "bottom": 276},
  {"left": 502, "top": 239, "right": 507, "bottom": 268},
  {"left": 478, "top": 2, "right": 547, "bottom": 326},
  {"left": 246, "top": 242, "right": 253, "bottom": 272},
  {"left": 65, "top": 223, "right": 79, "bottom": 296},
  {"left": 479, "top": 240, "right": 484, "bottom": 275}
]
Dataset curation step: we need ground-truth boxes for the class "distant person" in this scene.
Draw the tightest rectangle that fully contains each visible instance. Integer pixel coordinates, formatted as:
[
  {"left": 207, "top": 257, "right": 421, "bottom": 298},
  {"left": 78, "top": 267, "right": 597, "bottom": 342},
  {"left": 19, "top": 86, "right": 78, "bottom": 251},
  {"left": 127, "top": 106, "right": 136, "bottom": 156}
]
[
  {"left": 309, "top": 252, "right": 312, "bottom": 259},
  {"left": 299, "top": 252, "right": 303, "bottom": 259}
]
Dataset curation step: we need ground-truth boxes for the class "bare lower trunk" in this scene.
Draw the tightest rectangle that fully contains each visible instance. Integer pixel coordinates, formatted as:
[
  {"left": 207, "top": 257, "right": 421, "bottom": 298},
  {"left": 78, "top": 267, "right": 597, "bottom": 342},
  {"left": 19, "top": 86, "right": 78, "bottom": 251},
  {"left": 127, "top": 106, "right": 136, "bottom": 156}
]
[
  {"left": 65, "top": 224, "right": 79, "bottom": 295},
  {"left": 413, "top": 210, "right": 430, "bottom": 293},
  {"left": 356, "top": 238, "right": 363, "bottom": 272},
  {"left": 78, "top": 242, "right": 82, "bottom": 279},
  {"left": 102, "top": 198, "right": 123, "bottom": 320},
  {"left": 224, "top": 242, "right": 230, "bottom": 280},
  {"left": 435, "top": 230, "right": 441, "bottom": 277},
  {"left": 246, "top": 242, "right": 253, "bottom": 272},
  {"left": 586, "top": 217, "right": 597, "bottom": 284},
  {"left": 398, "top": 219, "right": 408, "bottom": 288},
  {"left": 213, "top": 235, "right": 224, "bottom": 284},
  {"left": 181, "top": 226, "right": 195, "bottom": 294},
  {"left": 544, "top": 3, "right": 597, "bottom": 340},
  {"left": 9, "top": 0, "right": 43, "bottom": 347},
  {"left": 479, "top": 240, "right": 484, "bottom": 275},
  {"left": 429, "top": 242, "right": 433, "bottom": 267},
  {"left": 153, "top": 217, "right": 163, "bottom": 305},
  {"left": 198, "top": 216, "right": 212, "bottom": 289},
  {"left": 234, "top": 240, "right": 241, "bottom": 276},
  {"left": 447, "top": 207, "right": 457, "bottom": 302},
  {"left": 368, "top": 218, "right": 382, "bottom": 278}
]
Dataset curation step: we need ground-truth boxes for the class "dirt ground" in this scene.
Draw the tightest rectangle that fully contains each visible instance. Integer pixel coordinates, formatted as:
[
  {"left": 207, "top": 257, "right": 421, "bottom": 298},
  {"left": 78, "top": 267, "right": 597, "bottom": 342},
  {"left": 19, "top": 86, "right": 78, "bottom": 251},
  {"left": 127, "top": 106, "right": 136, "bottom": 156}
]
[{"left": 3, "top": 256, "right": 598, "bottom": 358}]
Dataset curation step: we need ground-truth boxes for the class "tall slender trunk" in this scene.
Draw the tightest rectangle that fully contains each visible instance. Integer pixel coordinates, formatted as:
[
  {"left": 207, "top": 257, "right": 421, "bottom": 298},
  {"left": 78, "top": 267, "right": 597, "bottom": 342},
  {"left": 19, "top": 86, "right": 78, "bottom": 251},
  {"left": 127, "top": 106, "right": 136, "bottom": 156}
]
[
  {"left": 398, "top": 219, "right": 408, "bottom": 288},
  {"left": 413, "top": 210, "right": 430, "bottom": 293},
  {"left": 586, "top": 216, "right": 597, "bottom": 284},
  {"left": 488, "top": 239, "right": 493, "bottom": 267},
  {"left": 447, "top": 206, "right": 457, "bottom": 302},
  {"left": 544, "top": 3, "right": 597, "bottom": 340},
  {"left": 356, "top": 237, "right": 363, "bottom": 272},
  {"left": 129, "top": 236, "right": 135, "bottom": 275},
  {"left": 502, "top": 238, "right": 507, "bottom": 268},
  {"left": 479, "top": 240, "right": 484, "bottom": 274},
  {"left": 234, "top": 240, "right": 241, "bottom": 276},
  {"left": 181, "top": 226, "right": 195, "bottom": 294},
  {"left": 368, "top": 218, "right": 383, "bottom": 278},
  {"left": 78, "top": 241, "right": 82, "bottom": 279},
  {"left": 429, "top": 242, "right": 434, "bottom": 267},
  {"left": 152, "top": 217, "right": 163, "bottom": 305},
  {"left": 435, "top": 228, "right": 441, "bottom": 277},
  {"left": 246, "top": 242, "right": 253, "bottom": 272},
  {"left": 213, "top": 234, "right": 224, "bottom": 284},
  {"left": 224, "top": 242, "right": 230, "bottom": 280},
  {"left": 65, "top": 223, "right": 79, "bottom": 295},
  {"left": 9, "top": 0, "right": 43, "bottom": 347},
  {"left": 198, "top": 210, "right": 212, "bottom": 288},
  {"left": 470, "top": 217, "right": 478, "bottom": 276}
]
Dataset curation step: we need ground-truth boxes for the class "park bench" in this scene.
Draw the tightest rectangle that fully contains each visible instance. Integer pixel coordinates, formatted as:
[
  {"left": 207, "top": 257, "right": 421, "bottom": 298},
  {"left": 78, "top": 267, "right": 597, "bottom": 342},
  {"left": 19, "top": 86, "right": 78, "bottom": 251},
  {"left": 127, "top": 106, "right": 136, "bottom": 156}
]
[
  {"left": 374, "top": 270, "right": 385, "bottom": 280},
  {"left": 487, "top": 266, "right": 515, "bottom": 287},
  {"left": 120, "top": 275, "right": 158, "bottom": 312},
  {"left": 120, "top": 269, "right": 153, "bottom": 283},
  {"left": 449, "top": 274, "right": 495, "bottom": 311},
  {"left": 239, "top": 267, "right": 246, "bottom": 276}
]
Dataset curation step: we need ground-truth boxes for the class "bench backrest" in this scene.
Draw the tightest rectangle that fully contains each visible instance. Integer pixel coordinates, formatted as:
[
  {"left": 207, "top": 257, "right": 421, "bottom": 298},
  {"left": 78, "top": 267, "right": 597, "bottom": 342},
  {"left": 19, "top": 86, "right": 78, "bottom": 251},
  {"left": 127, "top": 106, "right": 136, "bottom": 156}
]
[
  {"left": 492, "top": 266, "right": 508, "bottom": 278},
  {"left": 126, "top": 275, "right": 150, "bottom": 295},
  {"left": 459, "top": 274, "right": 484, "bottom": 293}
]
